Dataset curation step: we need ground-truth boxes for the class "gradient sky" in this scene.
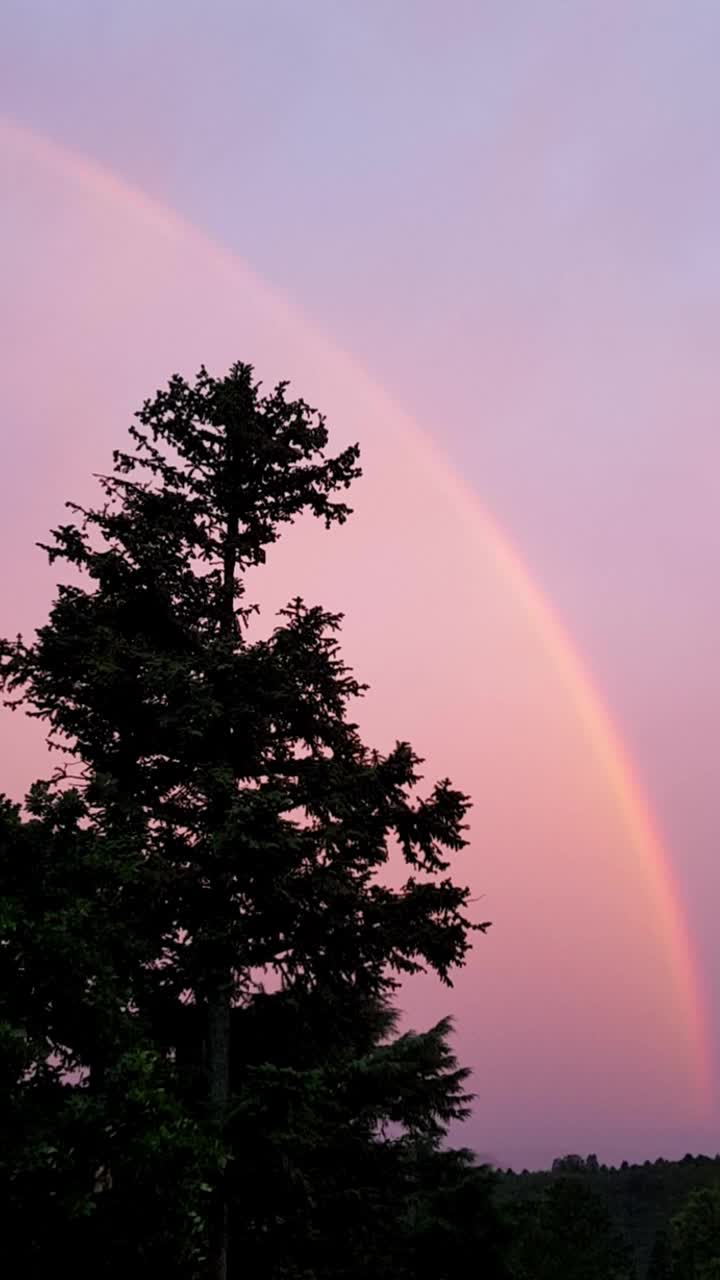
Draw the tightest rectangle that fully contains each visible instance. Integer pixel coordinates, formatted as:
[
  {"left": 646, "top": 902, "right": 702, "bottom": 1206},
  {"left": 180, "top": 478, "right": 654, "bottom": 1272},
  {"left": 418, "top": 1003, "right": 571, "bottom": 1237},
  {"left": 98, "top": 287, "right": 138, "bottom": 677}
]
[{"left": 2, "top": 1, "right": 720, "bottom": 1169}]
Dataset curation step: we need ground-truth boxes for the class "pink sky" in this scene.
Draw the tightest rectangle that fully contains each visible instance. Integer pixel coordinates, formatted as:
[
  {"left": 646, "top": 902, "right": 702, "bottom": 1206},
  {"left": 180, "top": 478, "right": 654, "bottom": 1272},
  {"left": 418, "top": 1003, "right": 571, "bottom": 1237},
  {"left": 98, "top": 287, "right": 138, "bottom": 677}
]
[{"left": 2, "top": 2, "right": 720, "bottom": 1168}]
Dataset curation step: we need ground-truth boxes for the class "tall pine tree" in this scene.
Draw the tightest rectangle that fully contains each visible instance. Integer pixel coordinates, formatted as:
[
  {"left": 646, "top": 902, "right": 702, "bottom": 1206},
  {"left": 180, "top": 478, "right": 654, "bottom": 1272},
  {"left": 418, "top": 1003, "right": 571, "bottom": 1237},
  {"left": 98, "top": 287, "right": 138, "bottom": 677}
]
[{"left": 1, "top": 363, "right": 489, "bottom": 1277}]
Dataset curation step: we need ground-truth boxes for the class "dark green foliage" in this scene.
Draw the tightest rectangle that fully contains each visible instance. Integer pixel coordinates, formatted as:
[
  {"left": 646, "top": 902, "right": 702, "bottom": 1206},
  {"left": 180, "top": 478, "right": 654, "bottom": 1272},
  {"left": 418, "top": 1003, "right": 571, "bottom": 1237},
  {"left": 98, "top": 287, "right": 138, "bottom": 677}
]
[
  {"left": 506, "top": 1176, "right": 635, "bottom": 1279},
  {"left": 2, "top": 365, "right": 477, "bottom": 1007},
  {"left": 397, "top": 1145, "right": 510, "bottom": 1280},
  {"left": 499, "top": 1153, "right": 720, "bottom": 1279},
  {"left": 224, "top": 995, "right": 508, "bottom": 1278},
  {"left": 647, "top": 1227, "right": 672, "bottom": 1280},
  {"left": 0, "top": 363, "right": 491, "bottom": 1276},
  {"left": 0, "top": 792, "right": 220, "bottom": 1278},
  {"left": 668, "top": 1186, "right": 720, "bottom": 1278}
]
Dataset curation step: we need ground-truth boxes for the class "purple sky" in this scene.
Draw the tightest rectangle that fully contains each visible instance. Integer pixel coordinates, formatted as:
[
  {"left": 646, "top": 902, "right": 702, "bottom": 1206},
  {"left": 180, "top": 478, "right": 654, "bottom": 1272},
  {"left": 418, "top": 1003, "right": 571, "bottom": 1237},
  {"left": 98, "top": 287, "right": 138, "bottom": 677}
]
[{"left": 2, "top": 1, "right": 720, "bottom": 1168}]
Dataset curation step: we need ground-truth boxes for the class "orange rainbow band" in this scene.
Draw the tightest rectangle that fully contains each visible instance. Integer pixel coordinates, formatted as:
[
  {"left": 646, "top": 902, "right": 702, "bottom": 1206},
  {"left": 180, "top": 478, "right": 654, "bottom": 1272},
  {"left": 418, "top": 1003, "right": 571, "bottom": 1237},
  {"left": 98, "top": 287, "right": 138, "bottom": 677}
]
[{"left": 2, "top": 116, "right": 713, "bottom": 1113}]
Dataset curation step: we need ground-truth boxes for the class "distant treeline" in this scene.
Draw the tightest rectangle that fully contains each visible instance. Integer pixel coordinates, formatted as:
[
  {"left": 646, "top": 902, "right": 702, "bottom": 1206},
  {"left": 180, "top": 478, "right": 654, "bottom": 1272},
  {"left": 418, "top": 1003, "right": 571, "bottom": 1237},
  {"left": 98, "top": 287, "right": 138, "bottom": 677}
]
[{"left": 497, "top": 1152, "right": 720, "bottom": 1278}]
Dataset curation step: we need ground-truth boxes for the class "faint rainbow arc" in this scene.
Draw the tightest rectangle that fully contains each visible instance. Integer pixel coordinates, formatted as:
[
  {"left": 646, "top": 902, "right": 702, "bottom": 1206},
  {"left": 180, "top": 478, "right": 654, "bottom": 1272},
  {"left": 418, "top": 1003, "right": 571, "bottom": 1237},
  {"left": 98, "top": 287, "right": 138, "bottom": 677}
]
[
  {"left": 2, "top": 116, "right": 713, "bottom": 1110},
  {"left": 408, "top": 428, "right": 714, "bottom": 1111}
]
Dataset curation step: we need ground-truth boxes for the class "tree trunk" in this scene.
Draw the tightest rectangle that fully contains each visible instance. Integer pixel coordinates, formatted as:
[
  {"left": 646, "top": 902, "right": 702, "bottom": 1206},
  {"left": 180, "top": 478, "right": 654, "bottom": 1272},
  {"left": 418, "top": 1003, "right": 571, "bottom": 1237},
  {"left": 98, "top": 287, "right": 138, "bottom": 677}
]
[
  {"left": 207, "top": 470, "right": 239, "bottom": 1279},
  {"left": 208, "top": 990, "right": 231, "bottom": 1279}
]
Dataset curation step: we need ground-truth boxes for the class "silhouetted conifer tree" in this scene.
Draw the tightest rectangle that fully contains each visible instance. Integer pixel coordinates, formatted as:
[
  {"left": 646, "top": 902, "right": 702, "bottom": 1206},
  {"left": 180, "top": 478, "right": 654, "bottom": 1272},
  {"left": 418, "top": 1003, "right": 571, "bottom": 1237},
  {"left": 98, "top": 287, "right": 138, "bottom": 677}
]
[{"left": 1, "top": 364, "right": 489, "bottom": 1278}]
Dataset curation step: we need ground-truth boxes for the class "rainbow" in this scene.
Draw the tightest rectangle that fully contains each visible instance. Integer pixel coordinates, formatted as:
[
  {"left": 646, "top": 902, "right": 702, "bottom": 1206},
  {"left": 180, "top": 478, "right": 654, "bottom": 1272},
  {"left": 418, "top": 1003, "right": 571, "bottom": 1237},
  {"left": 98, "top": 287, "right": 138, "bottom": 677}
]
[{"left": 2, "top": 115, "right": 713, "bottom": 1112}]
